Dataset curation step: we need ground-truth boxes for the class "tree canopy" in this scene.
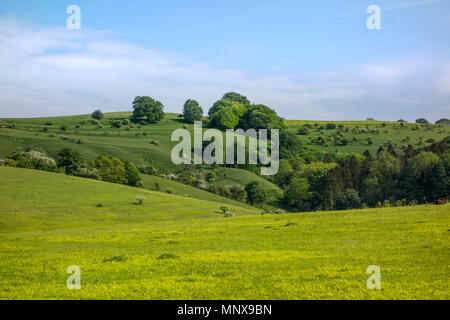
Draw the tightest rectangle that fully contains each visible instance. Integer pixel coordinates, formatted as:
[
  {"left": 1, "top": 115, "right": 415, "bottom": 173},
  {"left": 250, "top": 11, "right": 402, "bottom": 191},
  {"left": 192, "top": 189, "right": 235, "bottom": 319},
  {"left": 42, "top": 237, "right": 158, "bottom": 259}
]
[
  {"left": 182, "top": 99, "right": 203, "bottom": 123},
  {"left": 131, "top": 96, "right": 165, "bottom": 124}
]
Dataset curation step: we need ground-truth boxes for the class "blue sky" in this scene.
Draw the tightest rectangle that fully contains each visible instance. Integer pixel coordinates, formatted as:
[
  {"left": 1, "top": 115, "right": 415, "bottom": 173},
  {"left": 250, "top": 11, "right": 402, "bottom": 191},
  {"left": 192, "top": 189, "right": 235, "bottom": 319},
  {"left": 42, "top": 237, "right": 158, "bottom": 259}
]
[{"left": 0, "top": 0, "right": 449, "bottom": 121}]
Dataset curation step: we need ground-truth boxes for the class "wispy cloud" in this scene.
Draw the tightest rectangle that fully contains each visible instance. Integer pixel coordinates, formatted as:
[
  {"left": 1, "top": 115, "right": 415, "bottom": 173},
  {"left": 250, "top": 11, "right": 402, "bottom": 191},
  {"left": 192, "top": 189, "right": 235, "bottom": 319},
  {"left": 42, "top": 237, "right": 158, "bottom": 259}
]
[{"left": 0, "top": 16, "right": 448, "bottom": 122}]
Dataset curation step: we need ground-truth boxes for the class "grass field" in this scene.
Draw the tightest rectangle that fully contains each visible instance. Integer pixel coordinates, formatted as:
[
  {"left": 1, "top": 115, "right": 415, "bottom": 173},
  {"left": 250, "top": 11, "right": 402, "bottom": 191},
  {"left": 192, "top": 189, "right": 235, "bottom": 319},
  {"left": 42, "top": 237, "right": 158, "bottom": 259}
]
[{"left": 0, "top": 167, "right": 448, "bottom": 299}]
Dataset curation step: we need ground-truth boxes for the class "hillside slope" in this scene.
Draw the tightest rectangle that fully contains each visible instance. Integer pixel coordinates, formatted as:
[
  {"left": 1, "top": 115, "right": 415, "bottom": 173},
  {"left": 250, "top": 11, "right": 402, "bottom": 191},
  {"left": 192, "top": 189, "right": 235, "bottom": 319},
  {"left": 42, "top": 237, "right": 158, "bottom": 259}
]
[
  {"left": 0, "top": 167, "right": 448, "bottom": 299},
  {"left": 0, "top": 167, "right": 259, "bottom": 233}
]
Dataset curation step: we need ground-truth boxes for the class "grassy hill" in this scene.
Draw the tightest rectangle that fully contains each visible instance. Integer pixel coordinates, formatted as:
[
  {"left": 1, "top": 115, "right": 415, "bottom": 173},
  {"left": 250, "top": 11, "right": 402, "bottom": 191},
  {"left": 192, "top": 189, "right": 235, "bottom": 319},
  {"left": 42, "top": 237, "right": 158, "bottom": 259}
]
[
  {"left": 0, "top": 112, "right": 284, "bottom": 208},
  {"left": 2, "top": 112, "right": 447, "bottom": 211},
  {"left": 0, "top": 167, "right": 448, "bottom": 299}
]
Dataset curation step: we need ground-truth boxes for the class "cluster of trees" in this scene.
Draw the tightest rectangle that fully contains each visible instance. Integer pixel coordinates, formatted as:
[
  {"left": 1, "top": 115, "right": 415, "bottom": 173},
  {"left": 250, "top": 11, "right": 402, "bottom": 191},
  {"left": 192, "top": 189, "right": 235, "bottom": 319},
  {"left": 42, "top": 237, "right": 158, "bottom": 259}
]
[
  {"left": 275, "top": 138, "right": 450, "bottom": 211},
  {"left": 207, "top": 92, "right": 284, "bottom": 131},
  {"left": 6, "top": 147, "right": 142, "bottom": 187}
]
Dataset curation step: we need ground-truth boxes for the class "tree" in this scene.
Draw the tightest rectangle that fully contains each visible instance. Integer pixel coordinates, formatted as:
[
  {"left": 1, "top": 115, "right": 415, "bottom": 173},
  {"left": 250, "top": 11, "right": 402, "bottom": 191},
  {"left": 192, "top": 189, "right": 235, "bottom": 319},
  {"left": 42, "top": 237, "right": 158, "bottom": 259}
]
[
  {"left": 208, "top": 99, "right": 247, "bottom": 130},
  {"left": 94, "top": 156, "right": 127, "bottom": 184},
  {"left": 91, "top": 110, "right": 104, "bottom": 121},
  {"left": 57, "top": 148, "right": 86, "bottom": 175},
  {"left": 396, "top": 152, "right": 439, "bottom": 202},
  {"left": 430, "top": 153, "right": 450, "bottom": 200},
  {"left": 334, "top": 189, "right": 362, "bottom": 210},
  {"left": 238, "top": 104, "right": 284, "bottom": 130},
  {"left": 273, "top": 159, "right": 294, "bottom": 188},
  {"left": 360, "top": 151, "right": 401, "bottom": 206},
  {"left": 209, "top": 106, "right": 240, "bottom": 130},
  {"left": 415, "top": 118, "right": 429, "bottom": 124},
  {"left": 221, "top": 92, "right": 250, "bottom": 105},
  {"left": 284, "top": 177, "right": 311, "bottom": 211},
  {"left": 435, "top": 118, "right": 450, "bottom": 126},
  {"left": 131, "top": 96, "right": 164, "bottom": 124},
  {"left": 245, "top": 181, "right": 267, "bottom": 206},
  {"left": 182, "top": 99, "right": 203, "bottom": 123},
  {"left": 279, "top": 130, "right": 299, "bottom": 158},
  {"left": 124, "top": 161, "right": 142, "bottom": 187}
]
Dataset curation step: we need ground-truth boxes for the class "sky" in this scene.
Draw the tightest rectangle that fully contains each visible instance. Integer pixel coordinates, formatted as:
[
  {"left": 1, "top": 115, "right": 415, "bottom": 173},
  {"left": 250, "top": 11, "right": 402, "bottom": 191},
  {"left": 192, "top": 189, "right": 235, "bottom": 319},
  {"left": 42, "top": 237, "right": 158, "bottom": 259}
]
[{"left": 0, "top": 0, "right": 449, "bottom": 121}]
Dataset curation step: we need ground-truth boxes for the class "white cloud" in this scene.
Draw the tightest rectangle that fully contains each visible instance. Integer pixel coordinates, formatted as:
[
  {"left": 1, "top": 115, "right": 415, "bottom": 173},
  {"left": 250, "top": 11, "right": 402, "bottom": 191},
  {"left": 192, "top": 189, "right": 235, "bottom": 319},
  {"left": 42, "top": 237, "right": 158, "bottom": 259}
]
[{"left": 0, "top": 15, "right": 448, "bottom": 122}]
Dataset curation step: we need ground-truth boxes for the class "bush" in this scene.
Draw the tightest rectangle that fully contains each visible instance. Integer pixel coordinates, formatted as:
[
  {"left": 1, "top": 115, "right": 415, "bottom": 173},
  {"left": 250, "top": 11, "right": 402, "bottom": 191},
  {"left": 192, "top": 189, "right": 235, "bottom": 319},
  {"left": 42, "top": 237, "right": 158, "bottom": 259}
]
[
  {"left": 7, "top": 148, "right": 59, "bottom": 173},
  {"left": 326, "top": 123, "right": 336, "bottom": 130},
  {"left": 45, "top": 120, "right": 54, "bottom": 126},
  {"left": 135, "top": 196, "right": 146, "bottom": 205},
  {"left": 111, "top": 120, "right": 122, "bottom": 128},
  {"left": 219, "top": 206, "right": 229, "bottom": 214},
  {"left": 60, "top": 124, "right": 68, "bottom": 131}
]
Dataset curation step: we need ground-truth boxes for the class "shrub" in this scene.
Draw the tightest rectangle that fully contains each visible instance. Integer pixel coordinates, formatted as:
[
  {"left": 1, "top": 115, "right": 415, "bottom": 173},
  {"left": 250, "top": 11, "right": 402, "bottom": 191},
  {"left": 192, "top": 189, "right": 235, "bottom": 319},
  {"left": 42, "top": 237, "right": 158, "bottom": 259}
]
[
  {"left": 150, "top": 140, "right": 159, "bottom": 146},
  {"left": 7, "top": 148, "right": 59, "bottom": 173},
  {"left": 60, "top": 124, "right": 68, "bottom": 131},
  {"left": 297, "top": 126, "right": 309, "bottom": 135},
  {"left": 45, "top": 120, "right": 54, "bottom": 126},
  {"left": 135, "top": 196, "right": 146, "bottom": 205},
  {"left": 326, "top": 123, "right": 336, "bottom": 130},
  {"left": 219, "top": 206, "right": 229, "bottom": 214},
  {"left": 111, "top": 120, "right": 122, "bottom": 128}
]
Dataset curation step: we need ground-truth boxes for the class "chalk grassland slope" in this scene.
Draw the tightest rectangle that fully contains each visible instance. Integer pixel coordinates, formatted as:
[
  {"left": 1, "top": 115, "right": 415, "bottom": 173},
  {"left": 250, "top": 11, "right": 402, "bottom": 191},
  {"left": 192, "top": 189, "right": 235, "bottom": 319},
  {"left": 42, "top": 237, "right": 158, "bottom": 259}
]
[
  {"left": 285, "top": 119, "right": 450, "bottom": 154},
  {"left": 0, "top": 167, "right": 258, "bottom": 233},
  {"left": 0, "top": 112, "right": 283, "bottom": 206},
  {"left": 0, "top": 167, "right": 448, "bottom": 299},
  {"left": 139, "top": 174, "right": 255, "bottom": 209}
]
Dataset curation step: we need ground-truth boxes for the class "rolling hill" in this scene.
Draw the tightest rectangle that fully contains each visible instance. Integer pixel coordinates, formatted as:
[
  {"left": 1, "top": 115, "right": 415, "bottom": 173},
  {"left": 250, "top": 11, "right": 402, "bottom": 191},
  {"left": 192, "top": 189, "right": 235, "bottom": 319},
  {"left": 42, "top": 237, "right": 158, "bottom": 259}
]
[{"left": 0, "top": 167, "right": 448, "bottom": 299}]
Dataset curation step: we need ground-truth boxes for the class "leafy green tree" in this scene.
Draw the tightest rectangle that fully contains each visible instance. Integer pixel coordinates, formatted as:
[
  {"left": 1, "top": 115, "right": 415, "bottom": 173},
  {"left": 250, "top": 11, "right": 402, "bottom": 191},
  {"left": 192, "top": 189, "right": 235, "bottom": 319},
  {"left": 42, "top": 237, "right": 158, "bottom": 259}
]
[
  {"left": 209, "top": 107, "right": 240, "bottom": 130},
  {"left": 238, "top": 104, "right": 284, "bottom": 130},
  {"left": 182, "top": 99, "right": 203, "bottom": 123},
  {"left": 124, "top": 161, "right": 142, "bottom": 187},
  {"left": 430, "top": 153, "right": 450, "bottom": 200},
  {"left": 279, "top": 130, "right": 299, "bottom": 158},
  {"left": 415, "top": 118, "right": 429, "bottom": 124},
  {"left": 245, "top": 181, "right": 267, "bottom": 206},
  {"left": 334, "top": 189, "right": 362, "bottom": 210},
  {"left": 230, "top": 185, "right": 246, "bottom": 202},
  {"left": 273, "top": 159, "right": 294, "bottom": 188},
  {"left": 57, "top": 148, "right": 86, "bottom": 175},
  {"left": 284, "top": 177, "right": 311, "bottom": 211},
  {"left": 396, "top": 152, "right": 439, "bottom": 202},
  {"left": 360, "top": 151, "right": 401, "bottom": 206},
  {"left": 91, "top": 110, "right": 104, "bottom": 121},
  {"left": 94, "top": 156, "right": 127, "bottom": 184},
  {"left": 221, "top": 92, "right": 250, "bottom": 105},
  {"left": 435, "top": 118, "right": 450, "bottom": 126},
  {"left": 131, "top": 96, "right": 165, "bottom": 123}
]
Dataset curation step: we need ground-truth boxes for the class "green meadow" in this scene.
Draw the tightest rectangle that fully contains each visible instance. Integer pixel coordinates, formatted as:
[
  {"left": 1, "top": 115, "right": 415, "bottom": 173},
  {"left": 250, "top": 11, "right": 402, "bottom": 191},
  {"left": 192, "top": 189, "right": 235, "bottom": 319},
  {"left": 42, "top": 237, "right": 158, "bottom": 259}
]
[{"left": 0, "top": 167, "right": 448, "bottom": 299}]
